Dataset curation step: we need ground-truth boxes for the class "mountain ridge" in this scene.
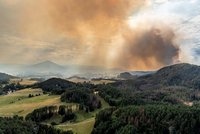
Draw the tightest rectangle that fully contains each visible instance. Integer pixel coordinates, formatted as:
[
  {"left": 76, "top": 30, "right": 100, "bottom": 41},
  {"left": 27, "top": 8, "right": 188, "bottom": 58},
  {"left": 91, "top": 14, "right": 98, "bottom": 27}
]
[
  {"left": 0, "top": 72, "right": 16, "bottom": 81},
  {"left": 115, "top": 63, "right": 200, "bottom": 90},
  {"left": 31, "top": 60, "right": 64, "bottom": 69}
]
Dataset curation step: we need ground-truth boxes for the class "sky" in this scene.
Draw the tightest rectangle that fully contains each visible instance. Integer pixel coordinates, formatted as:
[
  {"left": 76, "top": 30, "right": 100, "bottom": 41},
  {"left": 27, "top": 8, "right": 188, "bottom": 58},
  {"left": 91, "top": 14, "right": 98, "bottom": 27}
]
[{"left": 0, "top": 0, "right": 199, "bottom": 70}]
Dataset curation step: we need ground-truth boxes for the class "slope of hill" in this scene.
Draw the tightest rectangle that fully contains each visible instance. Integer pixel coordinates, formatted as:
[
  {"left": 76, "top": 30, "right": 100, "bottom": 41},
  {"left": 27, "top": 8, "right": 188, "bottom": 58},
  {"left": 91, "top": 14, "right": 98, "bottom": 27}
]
[
  {"left": 118, "top": 71, "right": 156, "bottom": 80},
  {"left": 37, "top": 78, "right": 76, "bottom": 94},
  {"left": 104, "top": 63, "right": 200, "bottom": 106},
  {"left": 117, "top": 72, "right": 137, "bottom": 79},
  {"left": 153, "top": 63, "right": 200, "bottom": 88},
  {"left": 20, "top": 61, "right": 66, "bottom": 78},
  {"left": 118, "top": 63, "right": 200, "bottom": 90},
  {"left": 0, "top": 72, "right": 15, "bottom": 81},
  {"left": 30, "top": 60, "right": 65, "bottom": 72},
  {"left": 144, "top": 63, "right": 200, "bottom": 89}
]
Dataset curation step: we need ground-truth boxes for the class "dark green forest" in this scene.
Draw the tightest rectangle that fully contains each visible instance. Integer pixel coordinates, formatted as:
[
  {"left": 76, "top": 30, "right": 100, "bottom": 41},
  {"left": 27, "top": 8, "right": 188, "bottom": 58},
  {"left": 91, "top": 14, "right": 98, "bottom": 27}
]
[
  {"left": 61, "top": 90, "right": 101, "bottom": 112},
  {"left": 92, "top": 105, "right": 200, "bottom": 134},
  {"left": 0, "top": 116, "right": 73, "bottom": 134}
]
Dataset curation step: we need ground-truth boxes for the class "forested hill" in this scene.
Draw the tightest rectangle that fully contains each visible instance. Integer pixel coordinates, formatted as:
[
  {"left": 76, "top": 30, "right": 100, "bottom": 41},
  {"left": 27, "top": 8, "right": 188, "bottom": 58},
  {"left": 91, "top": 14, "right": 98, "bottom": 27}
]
[
  {"left": 116, "top": 63, "right": 200, "bottom": 90},
  {"left": 92, "top": 105, "right": 200, "bottom": 134},
  {"left": 0, "top": 72, "right": 15, "bottom": 81},
  {"left": 37, "top": 78, "right": 76, "bottom": 93},
  {"left": 153, "top": 63, "right": 200, "bottom": 88},
  {"left": 0, "top": 116, "right": 72, "bottom": 134},
  {"left": 36, "top": 78, "right": 95, "bottom": 94}
]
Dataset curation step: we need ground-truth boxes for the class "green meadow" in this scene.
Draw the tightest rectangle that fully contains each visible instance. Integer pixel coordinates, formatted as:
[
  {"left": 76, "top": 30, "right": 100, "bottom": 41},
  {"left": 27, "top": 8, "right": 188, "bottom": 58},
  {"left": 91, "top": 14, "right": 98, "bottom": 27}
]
[
  {"left": 0, "top": 88, "right": 110, "bottom": 134},
  {"left": 0, "top": 88, "right": 61, "bottom": 117}
]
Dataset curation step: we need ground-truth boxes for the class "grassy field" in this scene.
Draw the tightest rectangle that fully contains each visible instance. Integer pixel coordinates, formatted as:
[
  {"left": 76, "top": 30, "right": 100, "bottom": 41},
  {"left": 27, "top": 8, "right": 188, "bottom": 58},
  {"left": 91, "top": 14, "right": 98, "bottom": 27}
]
[
  {"left": 0, "top": 88, "right": 61, "bottom": 117},
  {"left": 0, "top": 88, "right": 110, "bottom": 134},
  {"left": 10, "top": 78, "right": 38, "bottom": 85},
  {"left": 57, "top": 118, "right": 95, "bottom": 134},
  {"left": 43, "top": 94, "right": 110, "bottom": 134},
  {"left": 56, "top": 94, "right": 110, "bottom": 134}
]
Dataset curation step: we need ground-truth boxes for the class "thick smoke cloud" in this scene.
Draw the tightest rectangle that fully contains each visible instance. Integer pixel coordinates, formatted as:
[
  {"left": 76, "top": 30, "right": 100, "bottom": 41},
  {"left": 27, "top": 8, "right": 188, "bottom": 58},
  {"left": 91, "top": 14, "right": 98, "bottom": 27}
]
[
  {"left": 0, "top": 0, "right": 181, "bottom": 70},
  {"left": 45, "top": 0, "right": 143, "bottom": 36},
  {"left": 115, "top": 24, "right": 180, "bottom": 70},
  {"left": 29, "top": 0, "right": 147, "bottom": 67},
  {"left": 39, "top": 0, "right": 179, "bottom": 69},
  {"left": 22, "top": 0, "right": 144, "bottom": 39}
]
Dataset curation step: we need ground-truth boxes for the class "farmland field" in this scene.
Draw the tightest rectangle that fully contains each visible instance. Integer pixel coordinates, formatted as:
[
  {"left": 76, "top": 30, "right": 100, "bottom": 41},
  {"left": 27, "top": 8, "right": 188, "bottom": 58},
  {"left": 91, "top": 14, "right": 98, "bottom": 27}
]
[
  {"left": 0, "top": 88, "right": 61, "bottom": 116},
  {"left": 10, "top": 78, "right": 38, "bottom": 85},
  {"left": 56, "top": 94, "right": 110, "bottom": 134},
  {"left": 0, "top": 87, "right": 110, "bottom": 134},
  {"left": 57, "top": 118, "right": 95, "bottom": 134}
]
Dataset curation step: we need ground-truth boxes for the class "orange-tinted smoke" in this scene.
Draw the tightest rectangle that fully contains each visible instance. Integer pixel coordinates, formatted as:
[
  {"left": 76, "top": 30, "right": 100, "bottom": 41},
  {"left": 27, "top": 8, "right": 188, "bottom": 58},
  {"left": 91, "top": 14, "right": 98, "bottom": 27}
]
[
  {"left": 42, "top": 0, "right": 146, "bottom": 66},
  {"left": 114, "top": 24, "right": 180, "bottom": 70},
  {"left": 20, "top": 0, "right": 180, "bottom": 70},
  {"left": 45, "top": 0, "right": 144, "bottom": 38}
]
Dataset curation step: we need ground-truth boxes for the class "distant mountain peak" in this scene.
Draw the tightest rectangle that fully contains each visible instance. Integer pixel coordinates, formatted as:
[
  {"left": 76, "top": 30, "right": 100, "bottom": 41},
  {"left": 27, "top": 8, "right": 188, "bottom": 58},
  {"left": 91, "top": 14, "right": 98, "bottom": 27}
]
[
  {"left": 21, "top": 60, "right": 66, "bottom": 76},
  {"left": 35, "top": 60, "right": 59, "bottom": 66},
  {"left": 30, "top": 60, "right": 65, "bottom": 69},
  {"left": 43, "top": 60, "right": 54, "bottom": 63}
]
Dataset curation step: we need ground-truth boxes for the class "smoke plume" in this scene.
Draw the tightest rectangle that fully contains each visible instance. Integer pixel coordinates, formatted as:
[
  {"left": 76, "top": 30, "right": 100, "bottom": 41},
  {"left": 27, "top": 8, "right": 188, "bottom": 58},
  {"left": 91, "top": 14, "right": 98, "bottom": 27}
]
[
  {"left": 114, "top": 23, "right": 180, "bottom": 70},
  {"left": 24, "top": 0, "right": 147, "bottom": 67},
  {"left": 7, "top": 0, "right": 180, "bottom": 70}
]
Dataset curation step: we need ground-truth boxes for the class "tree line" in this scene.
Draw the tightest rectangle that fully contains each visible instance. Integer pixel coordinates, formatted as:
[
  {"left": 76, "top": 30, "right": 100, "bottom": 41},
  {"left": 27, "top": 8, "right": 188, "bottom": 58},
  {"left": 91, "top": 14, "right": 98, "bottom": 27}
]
[
  {"left": 92, "top": 105, "right": 200, "bottom": 134},
  {"left": 61, "top": 90, "right": 101, "bottom": 112},
  {"left": 26, "top": 105, "right": 76, "bottom": 123},
  {"left": 0, "top": 115, "right": 73, "bottom": 134}
]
